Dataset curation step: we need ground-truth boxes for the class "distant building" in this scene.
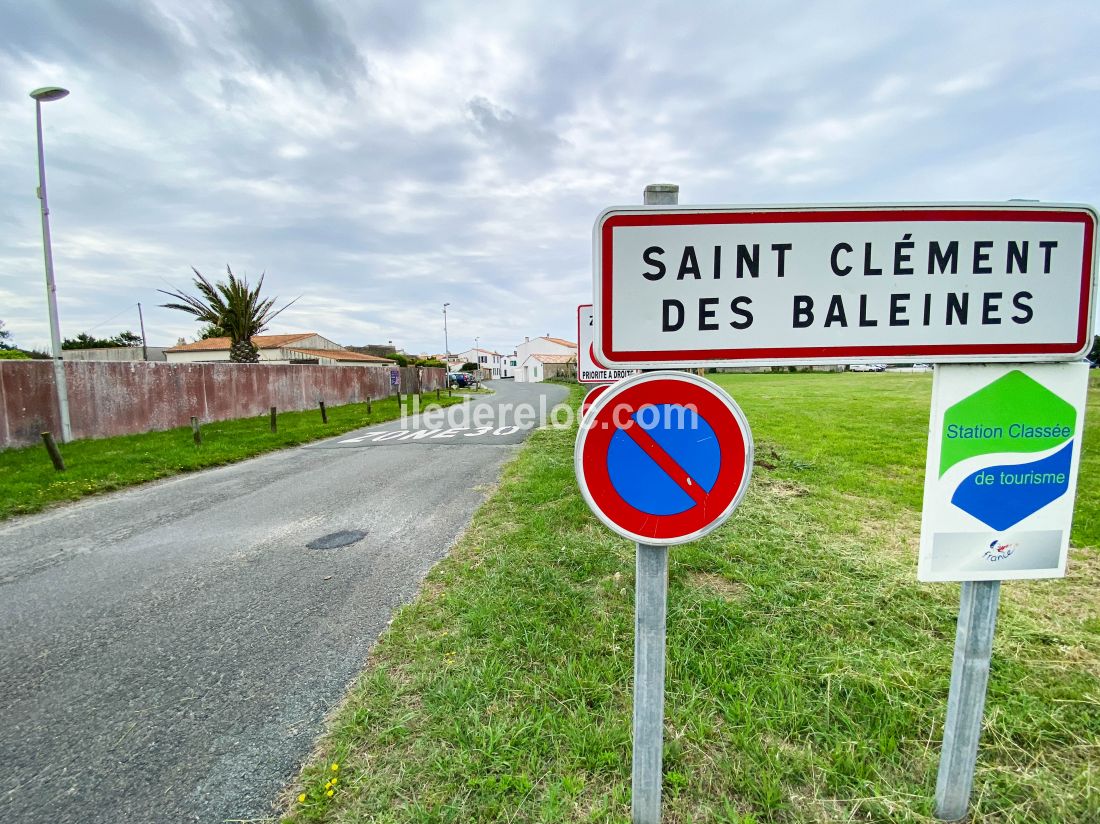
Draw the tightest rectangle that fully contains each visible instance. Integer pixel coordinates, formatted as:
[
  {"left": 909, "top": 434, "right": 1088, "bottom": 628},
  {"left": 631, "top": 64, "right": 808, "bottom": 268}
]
[
  {"left": 451, "top": 347, "right": 506, "bottom": 378},
  {"left": 515, "top": 335, "right": 577, "bottom": 382},
  {"left": 63, "top": 347, "right": 168, "bottom": 362},
  {"left": 165, "top": 333, "right": 396, "bottom": 366},
  {"left": 345, "top": 343, "right": 399, "bottom": 358}
]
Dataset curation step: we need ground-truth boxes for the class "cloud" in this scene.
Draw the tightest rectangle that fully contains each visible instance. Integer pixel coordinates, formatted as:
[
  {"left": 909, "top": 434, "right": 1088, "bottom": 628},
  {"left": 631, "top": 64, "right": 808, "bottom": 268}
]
[
  {"left": 466, "top": 96, "right": 564, "bottom": 157},
  {"left": 2, "top": 0, "right": 1099, "bottom": 353}
]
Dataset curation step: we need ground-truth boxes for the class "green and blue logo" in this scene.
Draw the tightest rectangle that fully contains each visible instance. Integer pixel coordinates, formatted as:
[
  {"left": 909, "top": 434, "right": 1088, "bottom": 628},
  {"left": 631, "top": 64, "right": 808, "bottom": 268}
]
[{"left": 941, "top": 371, "right": 1075, "bottom": 531}]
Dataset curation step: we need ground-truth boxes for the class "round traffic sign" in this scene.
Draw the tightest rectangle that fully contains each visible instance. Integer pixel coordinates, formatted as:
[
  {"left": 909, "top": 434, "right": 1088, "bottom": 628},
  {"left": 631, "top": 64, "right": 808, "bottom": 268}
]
[
  {"left": 581, "top": 384, "right": 611, "bottom": 418},
  {"left": 575, "top": 371, "right": 753, "bottom": 545}
]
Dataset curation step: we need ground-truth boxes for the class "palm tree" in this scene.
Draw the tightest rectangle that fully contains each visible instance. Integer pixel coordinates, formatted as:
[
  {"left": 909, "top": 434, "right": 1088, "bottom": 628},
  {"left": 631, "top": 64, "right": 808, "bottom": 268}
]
[{"left": 159, "top": 266, "right": 297, "bottom": 363}]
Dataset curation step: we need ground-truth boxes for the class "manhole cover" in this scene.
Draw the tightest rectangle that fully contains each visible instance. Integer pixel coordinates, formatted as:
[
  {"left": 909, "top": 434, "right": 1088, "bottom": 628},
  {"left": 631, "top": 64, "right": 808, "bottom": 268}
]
[{"left": 307, "top": 530, "right": 367, "bottom": 550}]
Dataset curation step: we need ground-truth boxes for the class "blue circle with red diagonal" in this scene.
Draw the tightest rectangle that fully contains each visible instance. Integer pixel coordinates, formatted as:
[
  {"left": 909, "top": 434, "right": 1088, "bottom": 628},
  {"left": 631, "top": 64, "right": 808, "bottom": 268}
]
[{"left": 575, "top": 371, "right": 753, "bottom": 545}]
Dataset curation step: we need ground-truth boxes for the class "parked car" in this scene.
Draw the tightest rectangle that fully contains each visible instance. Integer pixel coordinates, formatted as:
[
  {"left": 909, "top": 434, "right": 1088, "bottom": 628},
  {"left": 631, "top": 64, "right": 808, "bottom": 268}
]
[{"left": 448, "top": 371, "right": 473, "bottom": 388}]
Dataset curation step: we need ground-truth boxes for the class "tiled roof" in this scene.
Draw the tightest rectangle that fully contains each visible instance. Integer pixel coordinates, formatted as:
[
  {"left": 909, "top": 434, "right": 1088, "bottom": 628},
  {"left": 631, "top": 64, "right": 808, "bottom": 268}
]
[
  {"left": 542, "top": 336, "right": 577, "bottom": 348},
  {"left": 529, "top": 353, "right": 576, "bottom": 364},
  {"left": 286, "top": 347, "right": 394, "bottom": 363},
  {"left": 165, "top": 333, "right": 313, "bottom": 352}
]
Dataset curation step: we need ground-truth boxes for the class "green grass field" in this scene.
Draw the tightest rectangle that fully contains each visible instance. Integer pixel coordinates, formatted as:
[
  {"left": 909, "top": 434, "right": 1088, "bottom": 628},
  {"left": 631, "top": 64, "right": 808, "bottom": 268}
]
[
  {"left": 0, "top": 393, "right": 464, "bottom": 521},
  {"left": 284, "top": 371, "right": 1099, "bottom": 823}
]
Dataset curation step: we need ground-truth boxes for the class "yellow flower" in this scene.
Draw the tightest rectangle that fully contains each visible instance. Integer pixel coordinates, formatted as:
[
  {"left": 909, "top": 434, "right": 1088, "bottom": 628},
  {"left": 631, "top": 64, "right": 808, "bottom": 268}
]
[
  {"left": 331, "top": 778, "right": 338, "bottom": 785},
  {"left": 298, "top": 794, "right": 306, "bottom": 803},
  {"left": 325, "top": 781, "right": 331, "bottom": 789},
  {"left": 326, "top": 789, "right": 334, "bottom": 797},
  {"left": 331, "top": 763, "right": 340, "bottom": 772}
]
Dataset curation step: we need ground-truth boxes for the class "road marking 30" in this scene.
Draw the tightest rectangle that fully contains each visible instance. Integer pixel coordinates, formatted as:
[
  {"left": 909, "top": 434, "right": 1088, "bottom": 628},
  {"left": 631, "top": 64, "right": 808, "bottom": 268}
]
[{"left": 339, "top": 425, "right": 522, "bottom": 444}]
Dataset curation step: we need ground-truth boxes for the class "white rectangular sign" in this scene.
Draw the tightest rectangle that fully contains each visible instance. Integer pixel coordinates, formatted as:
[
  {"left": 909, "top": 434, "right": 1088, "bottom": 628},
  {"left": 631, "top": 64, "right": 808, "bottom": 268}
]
[
  {"left": 918, "top": 362, "right": 1089, "bottom": 582},
  {"left": 594, "top": 204, "right": 1097, "bottom": 368},
  {"left": 577, "top": 304, "right": 641, "bottom": 384}
]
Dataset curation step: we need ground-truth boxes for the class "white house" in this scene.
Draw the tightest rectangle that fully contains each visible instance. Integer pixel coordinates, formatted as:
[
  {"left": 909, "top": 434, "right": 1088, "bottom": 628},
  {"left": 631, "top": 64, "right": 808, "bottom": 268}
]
[
  {"left": 515, "top": 335, "right": 577, "bottom": 382},
  {"left": 165, "top": 333, "right": 396, "bottom": 367},
  {"left": 499, "top": 352, "right": 518, "bottom": 379},
  {"left": 519, "top": 353, "right": 576, "bottom": 382},
  {"left": 452, "top": 347, "right": 505, "bottom": 378}
]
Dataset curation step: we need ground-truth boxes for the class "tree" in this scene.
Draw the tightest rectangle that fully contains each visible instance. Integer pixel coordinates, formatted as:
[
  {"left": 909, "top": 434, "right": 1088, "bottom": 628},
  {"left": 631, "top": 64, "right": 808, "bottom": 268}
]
[
  {"left": 0, "top": 349, "right": 30, "bottom": 360},
  {"left": 62, "top": 330, "right": 142, "bottom": 349},
  {"left": 460, "top": 362, "right": 478, "bottom": 372},
  {"left": 198, "top": 324, "right": 227, "bottom": 339},
  {"left": 159, "top": 266, "right": 297, "bottom": 363},
  {"left": 0, "top": 319, "right": 13, "bottom": 350},
  {"left": 63, "top": 332, "right": 116, "bottom": 349}
]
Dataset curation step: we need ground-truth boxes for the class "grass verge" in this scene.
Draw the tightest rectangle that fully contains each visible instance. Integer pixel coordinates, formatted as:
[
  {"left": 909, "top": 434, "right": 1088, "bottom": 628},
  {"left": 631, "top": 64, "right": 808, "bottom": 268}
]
[
  {"left": 285, "top": 373, "right": 1099, "bottom": 823},
  {"left": 0, "top": 393, "right": 464, "bottom": 521}
]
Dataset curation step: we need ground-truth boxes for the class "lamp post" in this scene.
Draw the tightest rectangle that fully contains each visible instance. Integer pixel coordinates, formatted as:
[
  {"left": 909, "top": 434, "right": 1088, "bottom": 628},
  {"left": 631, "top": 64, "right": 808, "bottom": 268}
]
[
  {"left": 31, "top": 86, "right": 72, "bottom": 443},
  {"left": 442, "top": 302, "right": 450, "bottom": 362}
]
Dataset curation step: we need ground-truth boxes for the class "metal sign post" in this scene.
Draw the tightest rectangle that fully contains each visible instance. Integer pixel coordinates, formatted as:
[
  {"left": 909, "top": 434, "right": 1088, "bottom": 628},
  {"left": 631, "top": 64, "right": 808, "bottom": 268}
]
[
  {"left": 575, "top": 371, "right": 753, "bottom": 822},
  {"left": 934, "top": 580, "right": 1001, "bottom": 821},
  {"left": 633, "top": 542, "right": 668, "bottom": 824},
  {"left": 920, "top": 362, "right": 1089, "bottom": 819}
]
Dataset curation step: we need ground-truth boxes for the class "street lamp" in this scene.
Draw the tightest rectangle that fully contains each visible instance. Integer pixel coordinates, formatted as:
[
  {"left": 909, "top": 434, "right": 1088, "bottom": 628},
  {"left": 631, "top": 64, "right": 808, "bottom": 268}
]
[
  {"left": 442, "top": 302, "right": 450, "bottom": 362},
  {"left": 31, "top": 85, "right": 72, "bottom": 443}
]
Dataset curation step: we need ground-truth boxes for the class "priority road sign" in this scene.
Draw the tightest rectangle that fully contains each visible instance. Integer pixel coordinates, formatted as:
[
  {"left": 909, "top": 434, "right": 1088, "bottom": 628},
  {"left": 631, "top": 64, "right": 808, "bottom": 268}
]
[
  {"left": 578, "top": 304, "right": 641, "bottom": 384},
  {"left": 593, "top": 203, "right": 1097, "bottom": 368},
  {"left": 575, "top": 371, "right": 753, "bottom": 545}
]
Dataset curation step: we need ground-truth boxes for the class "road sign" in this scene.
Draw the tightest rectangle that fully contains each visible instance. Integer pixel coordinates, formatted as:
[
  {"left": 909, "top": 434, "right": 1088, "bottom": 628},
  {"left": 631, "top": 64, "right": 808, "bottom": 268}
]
[
  {"left": 580, "top": 384, "right": 610, "bottom": 418},
  {"left": 578, "top": 304, "right": 641, "bottom": 384},
  {"left": 918, "top": 362, "right": 1089, "bottom": 581},
  {"left": 593, "top": 203, "right": 1097, "bottom": 368},
  {"left": 575, "top": 371, "right": 753, "bottom": 545}
]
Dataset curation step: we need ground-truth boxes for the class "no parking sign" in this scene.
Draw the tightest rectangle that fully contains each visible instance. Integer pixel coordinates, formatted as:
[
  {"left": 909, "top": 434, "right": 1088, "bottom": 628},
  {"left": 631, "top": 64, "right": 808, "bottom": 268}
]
[{"left": 575, "top": 371, "right": 753, "bottom": 545}]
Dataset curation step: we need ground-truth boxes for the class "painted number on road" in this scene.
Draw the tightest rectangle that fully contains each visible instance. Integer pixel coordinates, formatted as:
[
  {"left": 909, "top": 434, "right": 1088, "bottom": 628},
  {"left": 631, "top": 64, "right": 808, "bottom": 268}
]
[{"left": 339, "top": 426, "right": 522, "bottom": 443}]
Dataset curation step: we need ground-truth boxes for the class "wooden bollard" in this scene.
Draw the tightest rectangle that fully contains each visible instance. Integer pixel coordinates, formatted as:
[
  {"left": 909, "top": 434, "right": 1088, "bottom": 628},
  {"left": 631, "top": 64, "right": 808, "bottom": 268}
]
[
  {"left": 367, "top": 397, "right": 372, "bottom": 415},
  {"left": 40, "top": 432, "right": 65, "bottom": 471},
  {"left": 319, "top": 400, "right": 328, "bottom": 423},
  {"left": 436, "top": 388, "right": 440, "bottom": 400},
  {"left": 191, "top": 416, "right": 202, "bottom": 445},
  {"left": 270, "top": 406, "right": 277, "bottom": 433}
]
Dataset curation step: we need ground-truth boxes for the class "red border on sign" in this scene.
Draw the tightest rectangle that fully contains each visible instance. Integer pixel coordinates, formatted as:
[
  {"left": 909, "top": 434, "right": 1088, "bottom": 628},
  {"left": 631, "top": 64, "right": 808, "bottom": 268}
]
[
  {"left": 579, "top": 377, "right": 748, "bottom": 542},
  {"left": 580, "top": 384, "right": 610, "bottom": 417},
  {"left": 599, "top": 208, "right": 1096, "bottom": 362}
]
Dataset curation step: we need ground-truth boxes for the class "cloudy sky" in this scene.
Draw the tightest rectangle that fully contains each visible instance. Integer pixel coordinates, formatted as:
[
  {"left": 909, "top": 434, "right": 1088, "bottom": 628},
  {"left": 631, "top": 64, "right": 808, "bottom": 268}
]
[{"left": 1, "top": 0, "right": 1098, "bottom": 356}]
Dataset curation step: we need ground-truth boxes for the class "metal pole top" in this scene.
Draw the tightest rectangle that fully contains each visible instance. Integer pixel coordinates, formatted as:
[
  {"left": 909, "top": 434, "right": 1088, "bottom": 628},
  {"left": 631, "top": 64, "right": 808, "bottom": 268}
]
[{"left": 643, "top": 184, "right": 679, "bottom": 206}]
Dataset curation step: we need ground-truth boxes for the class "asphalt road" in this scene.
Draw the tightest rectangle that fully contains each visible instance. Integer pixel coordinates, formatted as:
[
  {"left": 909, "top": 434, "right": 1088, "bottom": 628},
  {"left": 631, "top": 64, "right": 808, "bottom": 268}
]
[{"left": 0, "top": 380, "right": 568, "bottom": 824}]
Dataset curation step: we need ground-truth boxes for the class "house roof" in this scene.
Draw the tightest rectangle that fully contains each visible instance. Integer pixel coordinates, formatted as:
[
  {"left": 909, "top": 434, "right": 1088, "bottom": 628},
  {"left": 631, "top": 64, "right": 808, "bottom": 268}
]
[
  {"left": 528, "top": 353, "right": 576, "bottom": 364},
  {"left": 541, "top": 336, "right": 577, "bottom": 348},
  {"left": 165, "top": 333, "right": 313, "bottom": 353},
  {"left": 286, "top": 347, "right": 394, "bottom": 363}
]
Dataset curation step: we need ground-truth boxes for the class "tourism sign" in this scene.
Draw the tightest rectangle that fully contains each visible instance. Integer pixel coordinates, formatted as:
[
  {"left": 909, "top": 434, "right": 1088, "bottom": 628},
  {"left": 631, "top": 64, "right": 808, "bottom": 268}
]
[
  {"left": 577, "top": 304, "right": 641, "bottom": 384},
  {"left": 918, "top": 362, "right": 1089, "bottom": 581},
  {"left": 575, "top": 371, "right": 752, "bottom": 545},
  {"left": 593, "top": 203, "right": 1097, "bottom": 368}
]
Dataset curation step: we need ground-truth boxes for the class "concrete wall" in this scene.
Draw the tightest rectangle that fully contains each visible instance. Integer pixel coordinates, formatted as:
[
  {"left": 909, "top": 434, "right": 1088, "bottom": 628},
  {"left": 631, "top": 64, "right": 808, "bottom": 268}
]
[{"left": 0, "top": 361, "right": 446, "bottom": 448}]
